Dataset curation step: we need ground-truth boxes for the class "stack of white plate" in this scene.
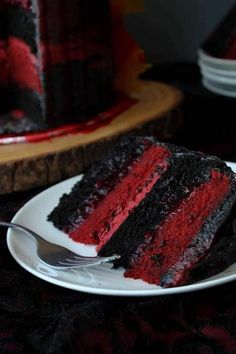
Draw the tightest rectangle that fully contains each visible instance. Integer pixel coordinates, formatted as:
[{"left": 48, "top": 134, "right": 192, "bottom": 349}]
[{"left": 198, "top": 49, "right": 236, "bottom": 98}]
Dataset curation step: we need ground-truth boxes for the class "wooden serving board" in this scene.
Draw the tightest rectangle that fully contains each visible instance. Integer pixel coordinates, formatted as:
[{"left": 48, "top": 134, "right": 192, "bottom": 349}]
[{"left": 0, "top": 81, "right": 183, "bottom": 194}]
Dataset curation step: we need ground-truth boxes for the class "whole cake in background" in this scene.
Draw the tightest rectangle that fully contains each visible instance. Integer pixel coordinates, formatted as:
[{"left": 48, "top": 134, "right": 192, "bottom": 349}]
[
  {"left": 48, "top": 136, "right": 236, "bottom": 288},
  {"left": 0, "top": 0, "right": 113, "bottom": 134}
]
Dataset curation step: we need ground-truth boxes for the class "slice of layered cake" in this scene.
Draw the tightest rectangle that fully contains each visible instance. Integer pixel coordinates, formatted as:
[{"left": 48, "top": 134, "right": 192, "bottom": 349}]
[
  {"left": 48, "top": 136, "right": 236, "bottom": 287},
  {"left": 0, "top": 0, "right": 113, "bottom": 133}
]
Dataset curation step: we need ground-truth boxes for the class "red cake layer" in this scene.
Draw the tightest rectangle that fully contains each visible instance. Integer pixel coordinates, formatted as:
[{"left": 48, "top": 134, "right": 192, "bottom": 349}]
[
  {"left": 0, "top": 37, "right": 42, "bottom": 92},
  {"left": 125, "top": 170, "right": 230, "bottom": 286},
  {"left": 69, "top": 145, "right": 171, "bottom": 245}
]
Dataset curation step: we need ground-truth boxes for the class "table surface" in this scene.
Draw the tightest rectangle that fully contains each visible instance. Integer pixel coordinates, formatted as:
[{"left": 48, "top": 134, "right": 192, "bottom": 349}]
[{"left": 1, "top": 65, "right": 236, "bottom": 354}]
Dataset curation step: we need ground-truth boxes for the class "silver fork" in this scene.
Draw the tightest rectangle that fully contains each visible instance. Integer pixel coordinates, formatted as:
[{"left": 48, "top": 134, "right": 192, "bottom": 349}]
[{"left": 1, "top": 221, "right": 120, "bottom": 269}]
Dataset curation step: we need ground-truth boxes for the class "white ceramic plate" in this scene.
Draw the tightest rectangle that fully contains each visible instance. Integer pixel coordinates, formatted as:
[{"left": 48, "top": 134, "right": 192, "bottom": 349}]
[
  {"left": 199, "top": 64, "right": 236, "bottom": 83},
  {"left": 202, "top": 71, "right": 236, "bottom": 84},
  {"left": 199, "top": 49, "right": 236, "bottom": 70},
  {"left": 203, "top": 78, "right": 236, "bottom": 98},
  {"left": 7, "top": 162, "right": 236, "bottom": 297},
  {"left": 198, "top": 59, "right": 236, "bottom": 78}
]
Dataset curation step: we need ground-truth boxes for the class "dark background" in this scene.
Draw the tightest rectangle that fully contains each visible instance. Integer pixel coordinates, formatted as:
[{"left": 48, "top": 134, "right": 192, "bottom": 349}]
[
  {"left": 126, "top": 0, "right": 235, "bottom": 63},
  {"left": 142, "top": 62, "right": 236, "bottom": 161},
  {"left": 125, "top": 1, "right": 236, "bottom": 161}
]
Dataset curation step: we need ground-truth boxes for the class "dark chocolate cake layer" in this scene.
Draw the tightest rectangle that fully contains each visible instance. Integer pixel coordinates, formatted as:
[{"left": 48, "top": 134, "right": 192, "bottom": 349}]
[
  {"left": 48, "top": 136, "right": 236, "bottom": 287},
  {"left": 0, "top": 0, "right": 113, "bottom": 134}
]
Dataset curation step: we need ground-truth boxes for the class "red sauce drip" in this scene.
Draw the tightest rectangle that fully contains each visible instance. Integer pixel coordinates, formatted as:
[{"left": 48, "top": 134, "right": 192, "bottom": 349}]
[
  {"left": 125, "top": 171, "right": 230, "bottom": 287},
  {"left": 0, "top": 96, "right": 137, "bottom": 144}
]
